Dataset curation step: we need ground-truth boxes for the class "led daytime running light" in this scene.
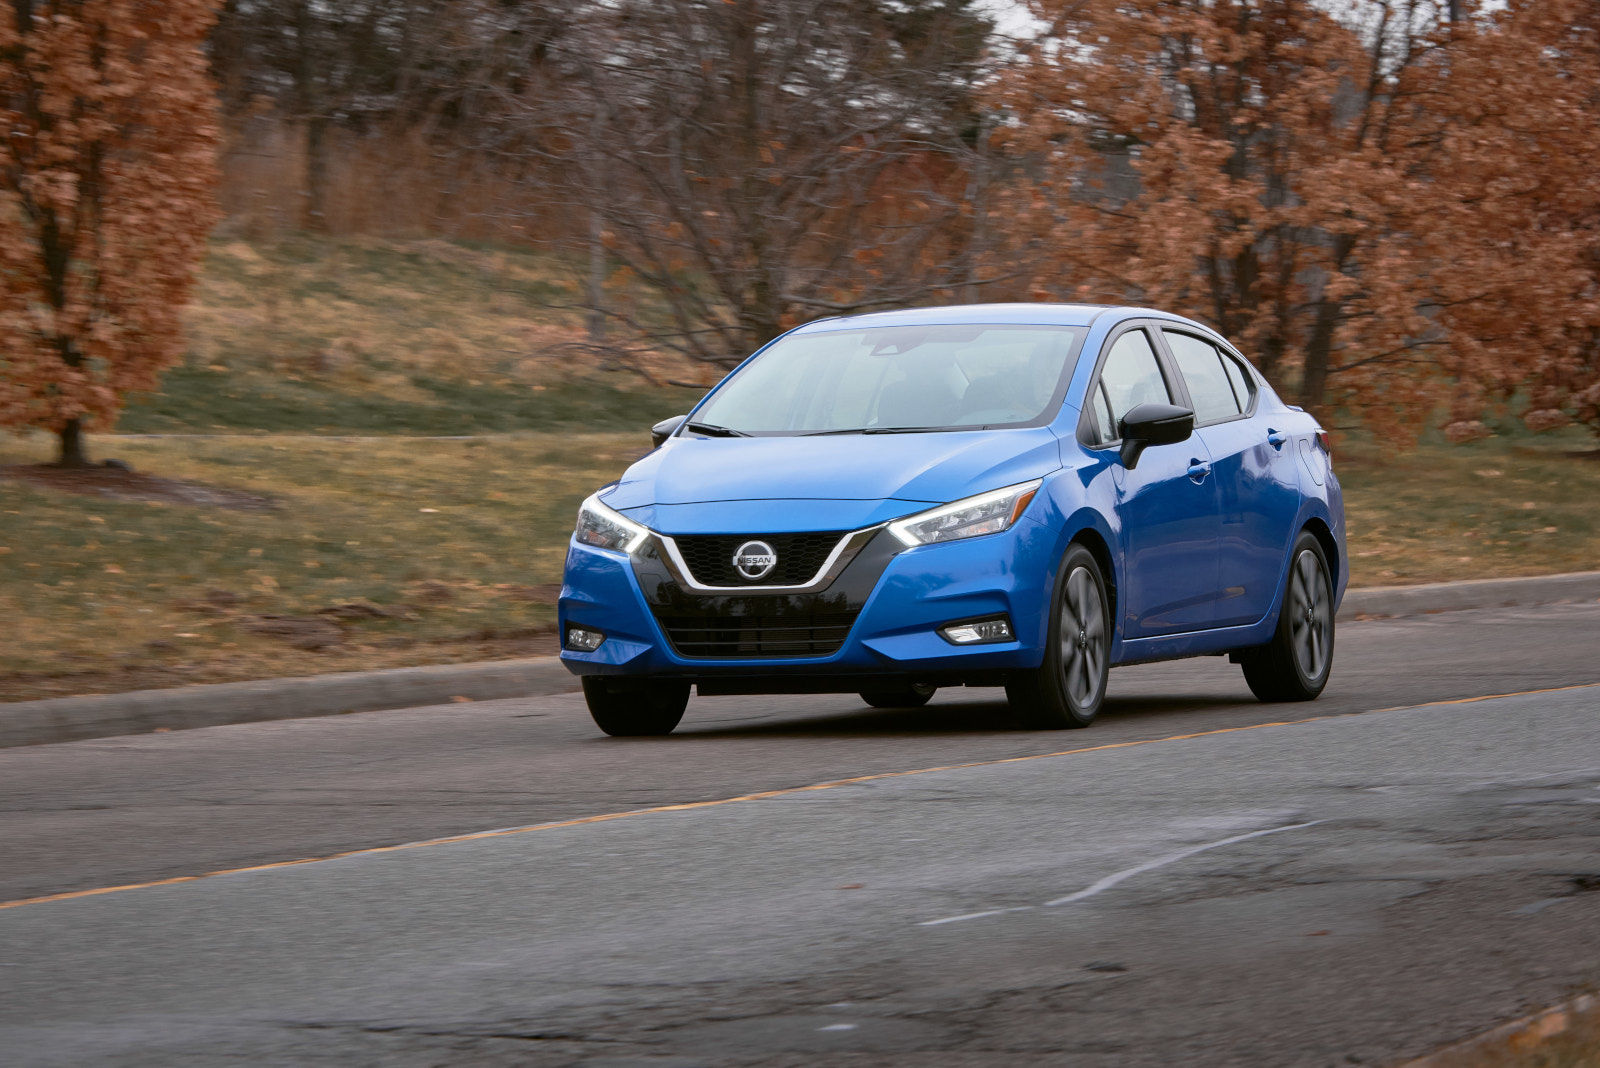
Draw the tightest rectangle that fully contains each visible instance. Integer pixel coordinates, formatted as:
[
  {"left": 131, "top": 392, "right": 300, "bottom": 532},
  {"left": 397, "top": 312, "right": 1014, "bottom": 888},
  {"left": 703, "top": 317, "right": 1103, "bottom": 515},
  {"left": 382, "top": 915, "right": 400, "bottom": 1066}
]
[
  {"left": 574, "top": 493, "right": 650, "bottom": 554},
  {"left": 887, "top": 478, "right": 1044, "bottom": 548}
]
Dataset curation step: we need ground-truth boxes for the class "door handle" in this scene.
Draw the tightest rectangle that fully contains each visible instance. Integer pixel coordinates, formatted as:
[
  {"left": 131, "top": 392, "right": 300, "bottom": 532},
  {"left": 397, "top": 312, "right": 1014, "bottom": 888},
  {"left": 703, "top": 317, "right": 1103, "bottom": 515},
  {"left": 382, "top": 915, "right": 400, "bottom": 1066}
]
[
  {"left": 1187, "top": 459, "right": 1212, "bottom": 483},
  {"left": 1267, "top": 428, "right": 1287, "bottom": 450}
]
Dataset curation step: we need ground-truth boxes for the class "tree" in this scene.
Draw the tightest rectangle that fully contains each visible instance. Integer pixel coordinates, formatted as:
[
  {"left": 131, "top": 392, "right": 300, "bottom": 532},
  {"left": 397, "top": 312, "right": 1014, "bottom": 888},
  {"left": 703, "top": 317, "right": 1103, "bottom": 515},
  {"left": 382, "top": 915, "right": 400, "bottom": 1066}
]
[
  {"left": 1, "top": 0, "right": 221, "bottom": 466},
  {"left": 1409, "top": 0, "right": 1600, "bottom": 441},
  {"left": 998, "top": 0, "right": 1456, "bottom": 429},
  {"left": 477, "top": 0, "right": 997, "bottom": 369}
]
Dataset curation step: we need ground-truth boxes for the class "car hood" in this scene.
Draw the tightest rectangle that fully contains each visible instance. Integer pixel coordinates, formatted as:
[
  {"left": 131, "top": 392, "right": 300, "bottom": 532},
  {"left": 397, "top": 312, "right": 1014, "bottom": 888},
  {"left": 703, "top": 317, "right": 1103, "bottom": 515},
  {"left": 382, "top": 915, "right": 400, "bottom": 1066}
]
[{"left": 603, "top": 428, "right": 1062, "bottom": 533}]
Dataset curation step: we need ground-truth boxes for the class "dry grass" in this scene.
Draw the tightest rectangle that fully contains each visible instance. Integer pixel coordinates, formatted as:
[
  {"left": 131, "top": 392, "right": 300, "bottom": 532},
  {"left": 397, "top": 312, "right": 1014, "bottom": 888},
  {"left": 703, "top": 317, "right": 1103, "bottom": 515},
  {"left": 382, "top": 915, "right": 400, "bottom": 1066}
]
[
  {"left": 1419, "top": 996, "right": 1600, "bottom": 1067},
  {"left": 1337, "top": 436, "right": 1600, "bottom": 587},
  {"left": 3, "top": 429, "right": 1598, "bottom": 702},
  {"left": 117, "top": 233, "right": 707, "bottom": 435},
  {"left": 219, "top": 118, "right": 571, "bottom": 244},
  {"left": 189, "top": 235, "right": 588, "bottom": 387},
  {"left": 0, "top": 432, "right": 648, "bottom": 700}
]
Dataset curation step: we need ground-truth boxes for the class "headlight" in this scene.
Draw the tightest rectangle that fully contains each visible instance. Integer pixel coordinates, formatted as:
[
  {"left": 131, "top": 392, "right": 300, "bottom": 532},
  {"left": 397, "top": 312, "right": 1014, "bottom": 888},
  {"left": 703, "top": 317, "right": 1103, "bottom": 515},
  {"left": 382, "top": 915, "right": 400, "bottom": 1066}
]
[
  {"left": 574, "top": 493, "right": 649, "bottom": 553},
  {"left": 888, "top": 478, "right": 1043, "bottom": 547}
]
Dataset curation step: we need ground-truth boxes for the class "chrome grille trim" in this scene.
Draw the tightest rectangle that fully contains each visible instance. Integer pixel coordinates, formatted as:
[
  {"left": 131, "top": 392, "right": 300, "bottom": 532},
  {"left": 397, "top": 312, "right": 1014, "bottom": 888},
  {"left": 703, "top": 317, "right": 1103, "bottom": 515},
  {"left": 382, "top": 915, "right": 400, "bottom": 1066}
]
[{"left": 651, "top": 525, "right": 881, "bottom": 594}]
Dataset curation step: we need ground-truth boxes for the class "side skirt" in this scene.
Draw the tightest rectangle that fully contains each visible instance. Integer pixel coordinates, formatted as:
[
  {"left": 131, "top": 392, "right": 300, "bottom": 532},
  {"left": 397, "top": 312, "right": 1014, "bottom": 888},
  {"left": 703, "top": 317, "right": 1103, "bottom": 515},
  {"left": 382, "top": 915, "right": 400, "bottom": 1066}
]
[{"left": 1112, "top": 617, "right": 1278, "bottom": 667}]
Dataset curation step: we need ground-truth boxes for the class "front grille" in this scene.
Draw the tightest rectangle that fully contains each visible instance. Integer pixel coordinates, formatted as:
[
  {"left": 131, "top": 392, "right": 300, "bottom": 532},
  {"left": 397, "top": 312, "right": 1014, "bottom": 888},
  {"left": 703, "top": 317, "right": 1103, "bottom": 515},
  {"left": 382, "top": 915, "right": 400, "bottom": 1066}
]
[
  {"left": 656, "top": 609, "right": 859, "bottom": 659},
  {"left": 670, "top": 531, "right": 847, "bottom": 587}
]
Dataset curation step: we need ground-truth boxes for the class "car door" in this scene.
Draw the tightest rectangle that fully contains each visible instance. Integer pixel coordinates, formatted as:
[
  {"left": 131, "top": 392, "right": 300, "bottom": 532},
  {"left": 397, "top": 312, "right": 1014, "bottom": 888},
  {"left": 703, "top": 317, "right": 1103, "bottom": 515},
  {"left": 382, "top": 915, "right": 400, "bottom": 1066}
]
[
  {"left": 1157, "top": 327, "right": 1301, "bottom": 628},
  {"left": 1082, "top": 322, "right": 1222, "bottom": 638}
]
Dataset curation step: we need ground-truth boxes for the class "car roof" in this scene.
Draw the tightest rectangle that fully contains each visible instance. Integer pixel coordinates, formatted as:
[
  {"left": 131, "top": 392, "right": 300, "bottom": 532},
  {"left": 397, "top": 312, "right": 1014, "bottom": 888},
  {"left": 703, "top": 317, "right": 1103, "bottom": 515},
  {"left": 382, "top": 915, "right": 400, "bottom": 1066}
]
[{"left": 788, "top": 303, "right": 1213, "bottom": 335}]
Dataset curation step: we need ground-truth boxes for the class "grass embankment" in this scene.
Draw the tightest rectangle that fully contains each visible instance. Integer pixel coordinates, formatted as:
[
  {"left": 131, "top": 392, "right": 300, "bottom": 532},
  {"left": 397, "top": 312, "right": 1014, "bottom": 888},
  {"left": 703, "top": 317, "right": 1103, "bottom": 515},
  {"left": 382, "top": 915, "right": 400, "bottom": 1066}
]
[
  {"left": 1, "top": 433, "right": 647, "bottom": 700},
  {"left": 1336, "top": 435, "right": 1600, "bottom": 587},
  {"left": 121, "top": 234, "right": 703, "bottom": 435},
  {"left": 3, "top": 433, "right": 1597, "bottom": 702},
  {"left": 3, "top": 233, "right": 707, "bottom": 699}
]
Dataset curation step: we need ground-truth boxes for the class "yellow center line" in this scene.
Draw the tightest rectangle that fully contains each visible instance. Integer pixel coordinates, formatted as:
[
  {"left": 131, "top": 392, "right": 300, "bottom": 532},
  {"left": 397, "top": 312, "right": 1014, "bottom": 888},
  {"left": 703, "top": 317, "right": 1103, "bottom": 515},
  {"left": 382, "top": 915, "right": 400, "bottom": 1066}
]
[{"left": 3, "top": 681, "right": 1594, "bottom": 913}]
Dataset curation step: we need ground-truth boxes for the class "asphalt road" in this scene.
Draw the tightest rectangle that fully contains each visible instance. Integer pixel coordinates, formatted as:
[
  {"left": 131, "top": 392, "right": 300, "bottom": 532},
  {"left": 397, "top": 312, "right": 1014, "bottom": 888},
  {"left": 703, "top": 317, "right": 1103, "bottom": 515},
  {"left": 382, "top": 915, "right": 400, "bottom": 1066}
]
[{"left": 2, "top": 603, "right": 1598, "bottom": 1065}]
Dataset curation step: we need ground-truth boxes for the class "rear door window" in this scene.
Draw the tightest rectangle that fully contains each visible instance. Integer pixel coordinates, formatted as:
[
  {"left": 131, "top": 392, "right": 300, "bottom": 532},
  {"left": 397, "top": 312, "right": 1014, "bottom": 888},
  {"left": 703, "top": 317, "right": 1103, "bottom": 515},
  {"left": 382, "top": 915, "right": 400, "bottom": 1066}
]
[
  {"left": 1163, "top": 330, "right": 1242, "bottom": 426},
  {"left": 1220, "top": 350, "right": 1256, "bottom": 412}
]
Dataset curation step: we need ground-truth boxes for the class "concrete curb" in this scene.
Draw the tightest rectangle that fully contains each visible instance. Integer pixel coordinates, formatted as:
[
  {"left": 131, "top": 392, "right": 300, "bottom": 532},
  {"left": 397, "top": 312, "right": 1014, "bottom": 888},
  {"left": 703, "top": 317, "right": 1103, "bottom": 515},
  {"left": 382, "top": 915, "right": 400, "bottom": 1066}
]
[
  {"left": 0, "top": 657, "right": 576, "bottom": 749},
  {"left": 1340, "top": 568, "right": 1600, "bottom": 619},
  {"left": 5, "top": 569, "right": 1598, "bottom": 749}
]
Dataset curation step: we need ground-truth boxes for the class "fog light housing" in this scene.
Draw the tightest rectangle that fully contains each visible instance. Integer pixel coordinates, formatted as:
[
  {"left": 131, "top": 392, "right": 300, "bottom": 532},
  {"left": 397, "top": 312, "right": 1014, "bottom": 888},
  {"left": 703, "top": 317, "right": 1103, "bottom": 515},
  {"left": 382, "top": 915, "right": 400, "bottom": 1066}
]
[
  {"left": 939, "top": 617, "right": 1014, "bottom": 645},
  {"left": 565, "top": 626, "right": 606, "bottom": 652}
]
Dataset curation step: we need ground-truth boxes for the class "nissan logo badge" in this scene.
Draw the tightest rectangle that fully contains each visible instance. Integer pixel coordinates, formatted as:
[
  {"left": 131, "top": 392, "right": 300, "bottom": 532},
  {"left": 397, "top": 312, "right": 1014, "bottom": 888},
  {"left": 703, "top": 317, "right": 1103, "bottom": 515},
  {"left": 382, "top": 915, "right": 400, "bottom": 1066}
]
[{"left": 733, "top": 540, "right": 778, "bottom": 580}]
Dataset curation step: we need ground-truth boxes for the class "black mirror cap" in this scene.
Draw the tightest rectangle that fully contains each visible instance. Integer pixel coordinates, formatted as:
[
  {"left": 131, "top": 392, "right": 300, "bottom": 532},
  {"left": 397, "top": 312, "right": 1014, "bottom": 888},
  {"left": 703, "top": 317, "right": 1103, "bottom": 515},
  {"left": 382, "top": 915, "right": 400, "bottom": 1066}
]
[
  {"left": 1118, "top": 402, "right": 1194, "bottom": 469},
  {"left": 650, "top": 415, "right": 688, "bottom": 448}
]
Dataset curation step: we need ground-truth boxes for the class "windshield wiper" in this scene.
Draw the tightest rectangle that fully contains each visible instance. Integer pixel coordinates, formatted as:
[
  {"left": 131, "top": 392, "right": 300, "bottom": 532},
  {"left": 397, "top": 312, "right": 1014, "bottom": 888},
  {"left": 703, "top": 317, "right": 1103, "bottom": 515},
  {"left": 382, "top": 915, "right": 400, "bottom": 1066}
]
[
  {"left": 803, "top": 426, "right": 944, "bottom": 436},
  {"left": 682, "top": 421, "right": 750, "bottom": 438}
]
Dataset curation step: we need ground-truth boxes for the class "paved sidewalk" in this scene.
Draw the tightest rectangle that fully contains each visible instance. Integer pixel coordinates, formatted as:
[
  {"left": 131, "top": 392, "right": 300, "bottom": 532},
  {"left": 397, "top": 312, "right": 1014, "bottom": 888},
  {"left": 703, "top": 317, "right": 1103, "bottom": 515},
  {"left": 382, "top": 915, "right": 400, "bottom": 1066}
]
[{"left": 4, "top": 569, "right": 1597, "bottom": 749}]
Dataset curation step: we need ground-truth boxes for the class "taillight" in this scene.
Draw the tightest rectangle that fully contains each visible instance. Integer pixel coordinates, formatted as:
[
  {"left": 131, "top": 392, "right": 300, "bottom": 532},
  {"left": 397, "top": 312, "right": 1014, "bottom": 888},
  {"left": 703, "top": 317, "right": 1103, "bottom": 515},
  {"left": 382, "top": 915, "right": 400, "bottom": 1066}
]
[{"left": 1315, "top": 431, "right": 1332, "bottom": 459}]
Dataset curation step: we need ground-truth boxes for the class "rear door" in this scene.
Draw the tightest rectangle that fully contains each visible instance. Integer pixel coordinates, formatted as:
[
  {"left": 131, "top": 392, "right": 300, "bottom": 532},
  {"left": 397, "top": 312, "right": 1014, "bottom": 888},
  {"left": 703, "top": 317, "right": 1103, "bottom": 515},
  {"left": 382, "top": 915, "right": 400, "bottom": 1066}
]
[
  {"left": 1157, "top": 327, "right": 1301, "bottom": 627},
  {"left": 1083, "top": 322, "right": 1222, "bottom": 638}
]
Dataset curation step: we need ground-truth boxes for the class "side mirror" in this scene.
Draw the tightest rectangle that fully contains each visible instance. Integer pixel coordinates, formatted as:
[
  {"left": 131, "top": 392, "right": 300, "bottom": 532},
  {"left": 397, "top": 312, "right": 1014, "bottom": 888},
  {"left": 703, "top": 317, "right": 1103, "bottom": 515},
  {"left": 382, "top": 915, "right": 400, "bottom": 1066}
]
[
  {"left": 650, "top": 414, "right": 687, "bottom": 448},
  {"left": 1118, "top": 402, "right": 1194, "bottom": 469}
]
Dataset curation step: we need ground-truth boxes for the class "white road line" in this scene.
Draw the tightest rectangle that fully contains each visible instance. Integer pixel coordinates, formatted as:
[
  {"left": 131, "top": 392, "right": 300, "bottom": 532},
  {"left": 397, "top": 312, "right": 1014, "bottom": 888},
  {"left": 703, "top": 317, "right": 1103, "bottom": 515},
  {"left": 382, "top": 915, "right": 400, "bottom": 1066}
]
[
  {"left": 1043, "top": 820, "right": 1324, "bottom": 907},
  {"left": 918, "top": 906, "right": 1035, "bottom": 927},
  {"left": 918, "top": 820, "right": 1324, "bottom": 927}
]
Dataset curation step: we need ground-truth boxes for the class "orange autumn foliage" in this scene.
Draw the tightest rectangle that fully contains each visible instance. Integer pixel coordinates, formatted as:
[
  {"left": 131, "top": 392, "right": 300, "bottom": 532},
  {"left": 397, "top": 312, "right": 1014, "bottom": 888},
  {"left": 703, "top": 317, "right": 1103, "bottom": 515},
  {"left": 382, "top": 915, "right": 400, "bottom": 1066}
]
[
  {"left": 1412, "top": 0, "right": 1600, "bottom": 441},
  {"left": 0, "top": 0, "right": 221, "bottom": 465},
  {"left": 998, "top": 0, "right": 1600, "bottom": 440}
]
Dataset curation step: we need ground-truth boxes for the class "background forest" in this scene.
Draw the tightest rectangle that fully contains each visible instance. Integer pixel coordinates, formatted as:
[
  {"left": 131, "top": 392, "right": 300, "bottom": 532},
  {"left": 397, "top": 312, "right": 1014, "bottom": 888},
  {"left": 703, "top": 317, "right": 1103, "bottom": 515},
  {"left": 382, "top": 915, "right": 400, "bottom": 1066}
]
[{"left": 203, "top": 0, "right": 1600, "bottom": 441}]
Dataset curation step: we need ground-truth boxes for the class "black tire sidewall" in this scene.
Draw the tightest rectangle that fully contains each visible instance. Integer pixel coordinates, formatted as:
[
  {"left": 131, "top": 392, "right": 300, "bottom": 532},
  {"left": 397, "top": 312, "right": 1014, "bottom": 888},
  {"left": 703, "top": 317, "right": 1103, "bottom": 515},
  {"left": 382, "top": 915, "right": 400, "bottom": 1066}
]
[
  {"left": 859, "top": 684, "right": 935, "bottom": 709},
  {"left": 582, "top": 677, "right": 689, "bottom": 736},
  {"left": 1043, "top": 544, "right": 1111, "bottom": 726},
  {"left": 1282, "top": 533, "right": 1335, "bottom": 692}
]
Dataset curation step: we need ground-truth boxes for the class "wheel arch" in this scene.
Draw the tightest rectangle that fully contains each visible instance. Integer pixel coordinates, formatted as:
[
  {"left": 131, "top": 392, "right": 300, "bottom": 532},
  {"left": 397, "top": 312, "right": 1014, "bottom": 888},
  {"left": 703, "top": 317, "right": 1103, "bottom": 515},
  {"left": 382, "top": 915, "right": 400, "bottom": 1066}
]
[
  {"left": 1300, "top": 514, "right": 1340, "bottom": 601},
  {"left": 1067, "top": 525, "right": 1118, "bottom": 635}
]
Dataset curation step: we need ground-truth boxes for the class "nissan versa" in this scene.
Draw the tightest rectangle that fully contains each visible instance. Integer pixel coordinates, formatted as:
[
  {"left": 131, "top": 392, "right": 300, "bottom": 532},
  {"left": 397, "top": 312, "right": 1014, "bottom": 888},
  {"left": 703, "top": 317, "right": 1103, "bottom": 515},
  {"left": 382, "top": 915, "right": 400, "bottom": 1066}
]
[{"left": 559, "top": 304, "right": 1345, "bottom": 736}]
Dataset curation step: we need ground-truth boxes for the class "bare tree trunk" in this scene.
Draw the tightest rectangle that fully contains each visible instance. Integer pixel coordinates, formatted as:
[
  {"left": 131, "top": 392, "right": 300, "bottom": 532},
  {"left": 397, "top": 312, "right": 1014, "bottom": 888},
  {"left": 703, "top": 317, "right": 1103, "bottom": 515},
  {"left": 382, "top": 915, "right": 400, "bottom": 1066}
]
[
  {"left": 56, "top": 418, "right": 89, "bottom": 468},
  {"left": 586, "top": 210, "right": 606, "bottom": 343},
  {"left": 1302, "top": 235, "right": 1356, "bottom": 409},
  {"left": 302, "top": 115, "right": 328, "bottom": 231},
  {"left": 290, "top": 0, "right": 327, "bottom": 232},
  {"left": 1302, "top": 306, "right": 1335, "bottom": 409},
  {"left": 963, "top": 116, "right": 993, "bottom": 304}
]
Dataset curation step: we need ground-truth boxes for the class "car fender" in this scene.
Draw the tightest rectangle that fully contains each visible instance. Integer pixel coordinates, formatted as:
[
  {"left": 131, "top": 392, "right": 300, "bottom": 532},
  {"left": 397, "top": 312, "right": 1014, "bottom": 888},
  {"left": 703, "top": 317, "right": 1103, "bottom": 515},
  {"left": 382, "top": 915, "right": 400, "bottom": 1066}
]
[{"left": 1027, "top": 467, "right": 1126, "bottom": 659}]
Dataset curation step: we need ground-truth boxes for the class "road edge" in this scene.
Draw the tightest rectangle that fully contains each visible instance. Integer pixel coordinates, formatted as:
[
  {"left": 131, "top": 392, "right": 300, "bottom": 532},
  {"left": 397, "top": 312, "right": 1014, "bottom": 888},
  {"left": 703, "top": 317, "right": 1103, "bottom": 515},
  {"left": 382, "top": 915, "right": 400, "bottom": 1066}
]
[
  {"left": 1399, "top": 991, "right": 1598, "bottom": 1066},
  {"left": 5, "top": 569, "right": 1598, "bottom": 748}
]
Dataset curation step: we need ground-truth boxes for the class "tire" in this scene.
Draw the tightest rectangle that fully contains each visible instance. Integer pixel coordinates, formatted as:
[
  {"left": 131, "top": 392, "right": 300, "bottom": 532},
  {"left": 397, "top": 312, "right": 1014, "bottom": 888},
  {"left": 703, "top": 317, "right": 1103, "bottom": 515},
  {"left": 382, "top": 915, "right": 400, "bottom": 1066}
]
[
  {"left": 858, "top": 682, "right": 937, "bottom": 709},
  {"left": 1006, "top": 543, "right": 1111, "bottom": 729},
  {"left": 1240, "top": 531, "right": 1335, "bottom": 702},
  {"left": 582, "top": 677, "right": 690, "bottom": 736}
]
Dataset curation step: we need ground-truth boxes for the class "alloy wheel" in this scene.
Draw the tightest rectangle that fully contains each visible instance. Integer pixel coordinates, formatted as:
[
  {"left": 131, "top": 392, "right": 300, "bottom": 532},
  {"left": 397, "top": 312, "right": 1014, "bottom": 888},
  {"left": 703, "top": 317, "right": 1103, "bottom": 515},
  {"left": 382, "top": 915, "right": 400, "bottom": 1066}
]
[
  {"left": 1288, "top": 548, "right": 1330, "bottom": 681},
  {"left": 1058, "top": 565, "right": 1107, "bottom": 708}
]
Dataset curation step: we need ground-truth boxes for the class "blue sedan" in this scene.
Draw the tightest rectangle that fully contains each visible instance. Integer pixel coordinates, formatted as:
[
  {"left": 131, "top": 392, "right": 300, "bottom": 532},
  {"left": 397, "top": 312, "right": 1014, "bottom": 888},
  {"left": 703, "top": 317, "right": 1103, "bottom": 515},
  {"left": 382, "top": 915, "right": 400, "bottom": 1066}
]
[{"left": 559, "top": 304, "right": 1345, "bottom": 735}]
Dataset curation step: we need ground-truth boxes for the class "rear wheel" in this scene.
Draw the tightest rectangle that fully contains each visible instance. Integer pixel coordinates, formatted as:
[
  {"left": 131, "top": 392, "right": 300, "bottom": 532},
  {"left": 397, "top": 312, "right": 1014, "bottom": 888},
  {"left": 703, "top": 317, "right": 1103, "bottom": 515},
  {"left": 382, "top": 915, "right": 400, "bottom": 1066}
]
[
  {"left": 582, "top": 677, "right": 690, "bottom": 736},
  {"left": 1006, "top": 544, "right": 1110, "bottom": 729},
  {"left": 858, "top": 682, "right": 937, "bottom": 709},
  {"left": 1240, "top": 532, "right": 1334, "bottom": 702}
]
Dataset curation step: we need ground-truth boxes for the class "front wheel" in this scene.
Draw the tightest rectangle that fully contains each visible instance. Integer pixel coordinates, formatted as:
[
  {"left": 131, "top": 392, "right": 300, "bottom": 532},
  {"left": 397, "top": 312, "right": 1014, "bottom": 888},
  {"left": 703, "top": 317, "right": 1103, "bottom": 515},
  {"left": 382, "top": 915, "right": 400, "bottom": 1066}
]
[
  {"left": 1239, "top": 532, "right": 1335, "bottom": 702},
  {"left": 1006, "top": 544, "right": 1111, "bottom": 729},
  {"left": 582, "top": 677, "right": 690, "bottom": 736},
  {"left": 859, "top": 682, "right": 937, "bottom": 709}
]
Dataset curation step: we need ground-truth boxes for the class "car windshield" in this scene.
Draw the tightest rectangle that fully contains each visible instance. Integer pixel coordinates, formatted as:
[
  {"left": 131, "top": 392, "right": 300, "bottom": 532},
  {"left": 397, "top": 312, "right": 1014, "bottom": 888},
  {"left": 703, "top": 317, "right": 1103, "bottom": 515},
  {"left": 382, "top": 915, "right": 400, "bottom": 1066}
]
[{"left": 688, "top": 324, "right": 1088, "bottom": 436}]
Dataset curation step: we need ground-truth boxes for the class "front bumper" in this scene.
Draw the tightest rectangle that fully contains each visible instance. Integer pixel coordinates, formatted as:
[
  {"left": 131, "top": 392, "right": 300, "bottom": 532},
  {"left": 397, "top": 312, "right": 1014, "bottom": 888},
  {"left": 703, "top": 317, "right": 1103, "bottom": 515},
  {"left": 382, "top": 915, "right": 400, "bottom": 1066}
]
[{"left": 558, "top": 518, "right": 1057, "bottom": 687}]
